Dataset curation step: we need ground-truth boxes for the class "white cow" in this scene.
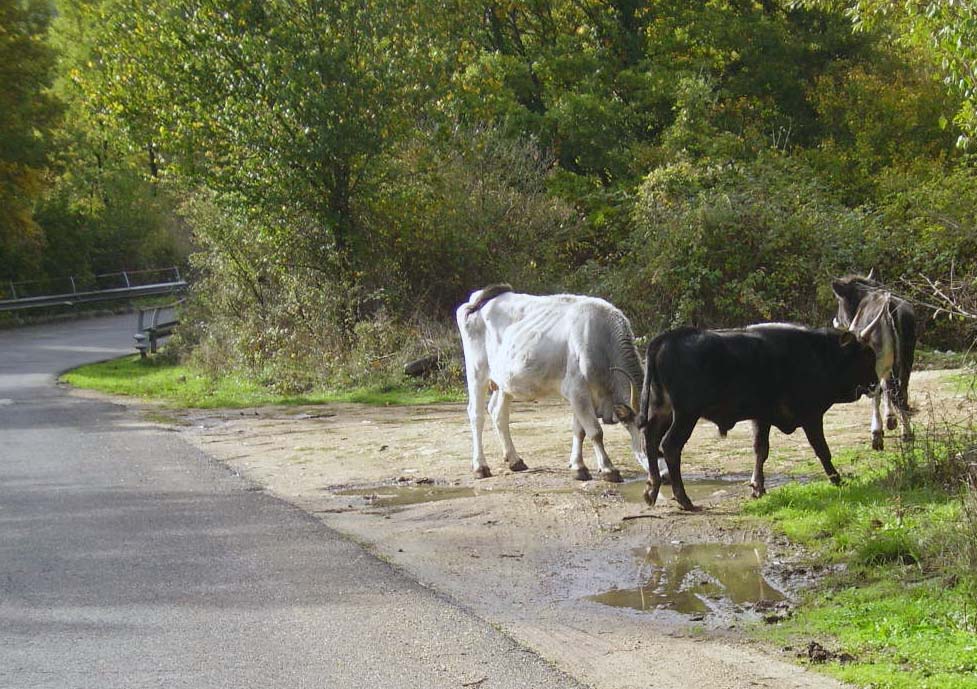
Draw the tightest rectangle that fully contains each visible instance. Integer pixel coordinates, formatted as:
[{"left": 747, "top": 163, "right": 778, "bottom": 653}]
[{"left": 456, "top": 285, "right": 664, "bottom": 482}]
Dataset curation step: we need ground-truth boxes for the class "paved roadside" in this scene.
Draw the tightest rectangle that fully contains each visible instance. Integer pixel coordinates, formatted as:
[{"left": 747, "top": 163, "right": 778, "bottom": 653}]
[{"left": 0, "top": 315, "right": 582, "bottom": 689}]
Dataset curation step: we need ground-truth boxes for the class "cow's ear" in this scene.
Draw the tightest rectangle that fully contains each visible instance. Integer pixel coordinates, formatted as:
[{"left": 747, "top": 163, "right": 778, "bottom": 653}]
[
  {"left": 839, "top": 330, "right": 857, "bottom": 348},
  {"left": 614, "top": 404, "right": 635, "bottom": 423}
]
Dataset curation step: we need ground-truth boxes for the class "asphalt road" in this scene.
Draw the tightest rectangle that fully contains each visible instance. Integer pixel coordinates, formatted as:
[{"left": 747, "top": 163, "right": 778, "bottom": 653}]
[{"left": 0, "top": 315, "right": 581, "bottom": 689}]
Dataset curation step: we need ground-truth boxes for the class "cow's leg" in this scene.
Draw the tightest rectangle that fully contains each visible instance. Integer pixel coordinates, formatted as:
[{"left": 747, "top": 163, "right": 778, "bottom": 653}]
[
  {"left": 750, "top": 421, "right": 771, "bottom": 499},
  {"left": 466, "top": 376, "right": 492, "bottom": 479},
  {"left": 642, "top": 413, "right": 670, "bottom": 507},
  {"left": 870, "top": 387, "right": 884, "bottom": 451},
  {"left": 567, "top": 393, "right": 620, "bottom": 482},
  {"left": 882, "top": 377, "right": 898, "bottom": 431},
  {"left": 890, "top": 372, "right": 914, "bottom": 442},
  {"left": 803, "top": 418, "right": 842, "bottom": 485},
  {"left": 625, "top": 421, "right": 670, "bottom": 481},
  {"left": 488, "top": 390, "right": 528, "bottom": 472},
  {"left": 568, "top": 414, "right": 589, "bottom": 479},
  {"left": 662, "top": 413, "right": 697, "bottom": 511}
]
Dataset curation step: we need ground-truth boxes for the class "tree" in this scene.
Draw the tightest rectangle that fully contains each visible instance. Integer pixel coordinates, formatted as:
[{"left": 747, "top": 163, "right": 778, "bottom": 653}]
[
  {"left": 0, "top": 0, "right": 60, "bottom": 283},
  {"left": 804, "top": 1, "right": 977, "bottom": 143},
  {"left": 76, "top": 0, "right": 446, "bottom": 266}
]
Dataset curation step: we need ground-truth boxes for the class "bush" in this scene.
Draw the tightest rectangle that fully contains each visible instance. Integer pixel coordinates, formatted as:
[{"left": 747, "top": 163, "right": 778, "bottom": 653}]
[{"left": 600, "top": 151, "right": 870, "bottom": 335}]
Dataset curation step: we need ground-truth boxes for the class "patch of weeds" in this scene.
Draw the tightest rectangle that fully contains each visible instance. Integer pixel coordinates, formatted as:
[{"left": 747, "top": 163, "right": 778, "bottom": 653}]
[
  {"left": 744, "top": 431, "right": 977, "bottom": 687},
  {"left": 61, "top": 355, "right": 463, "bottom": 408}
]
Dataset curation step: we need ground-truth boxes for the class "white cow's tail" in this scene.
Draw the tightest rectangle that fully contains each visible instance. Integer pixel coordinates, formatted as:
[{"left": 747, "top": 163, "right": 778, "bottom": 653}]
[{"left": 465, "top": 284, "right": 513, "bottom": 317}]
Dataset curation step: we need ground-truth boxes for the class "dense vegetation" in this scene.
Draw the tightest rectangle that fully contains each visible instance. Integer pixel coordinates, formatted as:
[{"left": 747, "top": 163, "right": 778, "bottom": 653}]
[{"left": 4, "top": 0, "right": 977, "bottom": 378}]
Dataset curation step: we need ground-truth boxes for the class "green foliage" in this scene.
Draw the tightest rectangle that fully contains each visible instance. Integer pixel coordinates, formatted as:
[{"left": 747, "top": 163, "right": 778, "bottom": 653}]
[
  {"left": 9, "top": 0, "right": 977, "bottom": 377},
  {"left": 362, "top": 127, "right": 582, "bottom": 315},
  {"left": 604, "top": 151, "right": 869, "bottom": 332},
  {"left": 0, "top": 0, "right": 61, "bottom": 282},
  {"left": 824, "top": 0, "right": 977, "bottom": 143}
]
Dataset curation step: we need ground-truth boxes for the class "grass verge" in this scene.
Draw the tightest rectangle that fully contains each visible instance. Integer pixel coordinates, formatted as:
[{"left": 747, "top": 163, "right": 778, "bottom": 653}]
[
  {"left": 60, "top": 355, "right": 464, "bottom": 408},
  {"left": 744, "top": 448, "right": 977, "bottom": 689}
]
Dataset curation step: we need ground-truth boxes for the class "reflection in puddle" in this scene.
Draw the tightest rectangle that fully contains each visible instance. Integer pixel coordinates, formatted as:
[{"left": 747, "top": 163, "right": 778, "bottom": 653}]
[
  {"left": 619, "top": 475, "right": 750, "bottom": 504},
  {"left": 618, "top": 473, "right": 801, "bottom": 504},
  {"left": 589, "top": 543, "right": 784, "bottom": 615},
  {"left": 337, "top": 485, "right": 480, "bottom": 507}
]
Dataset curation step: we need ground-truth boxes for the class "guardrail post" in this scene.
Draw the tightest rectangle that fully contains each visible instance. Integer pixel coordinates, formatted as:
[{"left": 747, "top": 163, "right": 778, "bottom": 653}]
[
  {"left": 9, "top": 282, "right": 16, "bottom": 300},
  {"left": 69, "top": 276, "right": 77, "bottom": 294},
  {"left": 123, "top": 271, "right": 131, "bottom": 288}
]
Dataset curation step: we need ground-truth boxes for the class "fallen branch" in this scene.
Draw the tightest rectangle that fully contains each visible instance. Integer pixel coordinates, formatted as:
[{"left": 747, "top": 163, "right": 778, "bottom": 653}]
[{"left": 622, "top": 513, "right": 662, "bottom": 521}]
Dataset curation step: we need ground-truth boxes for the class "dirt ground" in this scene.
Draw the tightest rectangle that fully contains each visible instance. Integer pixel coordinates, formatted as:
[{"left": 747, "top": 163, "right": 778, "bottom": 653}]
[{"left": 124, "top": 370, "right": 969, "bottom": 689}]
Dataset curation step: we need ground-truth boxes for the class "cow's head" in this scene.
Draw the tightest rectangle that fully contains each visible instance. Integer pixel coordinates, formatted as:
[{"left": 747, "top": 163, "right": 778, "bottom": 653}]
[
  {"left": 836, "top": 329, "right": 881, "bottom": 401},
  {"left": 831, "top": 271, "right": 879, "bottom": 328},
  {"left": 848, "top": 290, "right": 890, "bottom": 345}
]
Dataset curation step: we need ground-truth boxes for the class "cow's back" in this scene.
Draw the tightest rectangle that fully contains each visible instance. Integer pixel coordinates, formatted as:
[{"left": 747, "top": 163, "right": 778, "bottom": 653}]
[
  {"left": 651, "top": 324, "right": 869, "bottom": 431},
  {"left": 476, "top": 293, "right": 615, "bottom": 399}
]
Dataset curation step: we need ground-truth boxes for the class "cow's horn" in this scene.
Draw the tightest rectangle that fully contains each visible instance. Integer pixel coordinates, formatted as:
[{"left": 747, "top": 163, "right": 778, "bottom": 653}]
[
  {"left": 610, "top": 367, "right": 639, "bottom": 416},
  {"left": 858, "top": 300, "right": 888, "bottom": 341},
  {"left": 867, "top": 267, "right": 875, "bottom": 281}
]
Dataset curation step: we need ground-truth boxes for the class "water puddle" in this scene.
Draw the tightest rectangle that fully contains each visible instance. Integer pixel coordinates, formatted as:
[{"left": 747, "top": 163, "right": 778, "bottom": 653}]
[
  {"left": 589, "top": 543, "right": 784, "bottom": 616},
  {"left": 617, "top": 473, "right": 801, "bottom": 504},
  {"left": 336, "top": 484, "right": 481, "bottom": 507},
  {"left": 618, "top": 474, "right": 751, "bottom": 504}
]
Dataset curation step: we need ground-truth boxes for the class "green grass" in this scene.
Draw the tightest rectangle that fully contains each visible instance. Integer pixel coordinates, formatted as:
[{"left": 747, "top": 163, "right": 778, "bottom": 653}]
[
  {"left": 914, "top": 346, "right": 975, "bottom": 371},
  {"left": 60, "top": 355, "right": 464, "bottom": 408},
  {"left": 744, "top": 456, "right": 977, "bottom": 688}
]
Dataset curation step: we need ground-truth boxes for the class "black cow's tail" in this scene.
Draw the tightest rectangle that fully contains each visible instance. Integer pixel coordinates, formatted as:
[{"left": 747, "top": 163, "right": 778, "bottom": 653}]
[{"left": 638, "top": 337, "right": 663, "bottom": 429}]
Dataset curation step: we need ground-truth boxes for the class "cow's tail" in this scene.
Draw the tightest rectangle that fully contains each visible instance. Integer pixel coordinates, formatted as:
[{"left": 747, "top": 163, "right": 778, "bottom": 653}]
[
  {"left": 638, "top": 337, "right": 664, "bottom": 429},
  {"left": 464, "top": 283, "right": 513, "bottom": 317}
]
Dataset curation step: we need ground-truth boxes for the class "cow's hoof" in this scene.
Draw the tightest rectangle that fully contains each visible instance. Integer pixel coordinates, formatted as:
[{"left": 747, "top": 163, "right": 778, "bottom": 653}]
[
  {"left": 473, "top": 466, "right": 492, "bottom": 479},
  {"left": 675, "top": 497, "right": 699, "bottom": 512},
  {"left": 573, "top": 467, "right": 592, "bottom": 481},
  {"left": 509, "top": 459, "right": 529, "bottom": 472},
  {"left": 751, "top": 484, "right": 766, "bottom": 499},
  {"left": 871, "top": 433, "right": 884, "bottom": 451},
  {"left": 643, "top": 484, "right": 660, "bottom": 507},
  {"left": 828, "top": 473, "right": 842, "bottom": 486},
  {"left": 601, "top": 468, "right": 623, "bottom": 483}
]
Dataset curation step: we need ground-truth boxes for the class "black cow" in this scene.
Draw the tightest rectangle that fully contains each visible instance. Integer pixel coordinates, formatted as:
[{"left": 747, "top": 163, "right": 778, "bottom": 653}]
[
  {"left": 639, "top": 324, "right": 879, "bottom": 511},
  {"left": 832, "top": 273, "right": 916, "bottom": 449}
]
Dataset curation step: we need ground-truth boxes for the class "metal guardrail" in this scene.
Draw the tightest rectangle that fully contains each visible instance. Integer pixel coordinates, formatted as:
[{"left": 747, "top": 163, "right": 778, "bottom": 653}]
[
  {"left": 0, "top": 267, "right": 187, "bottom": 312},
  {"left": 134, "top": 300, "right": 182, "bottom": 357}
]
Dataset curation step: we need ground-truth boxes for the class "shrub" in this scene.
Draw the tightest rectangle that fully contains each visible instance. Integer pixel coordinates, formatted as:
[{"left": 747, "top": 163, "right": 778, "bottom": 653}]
[{"left": 601, "top": 150, "right": 870, "bottom": 335}]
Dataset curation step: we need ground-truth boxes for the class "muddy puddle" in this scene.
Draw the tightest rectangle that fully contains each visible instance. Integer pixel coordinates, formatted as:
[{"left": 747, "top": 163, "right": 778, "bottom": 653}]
[
  {"left": 335, "top": 483, "right": 492, "bottom": 507},
  {"left": 616, "top": 473, "right": 806, "bottom": 505},
  {"left": 589, "top": 543, "right": 785, "bottom": 617},
  {"left": 335, "top": 474, "right": 762, "bottom": 510}
]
